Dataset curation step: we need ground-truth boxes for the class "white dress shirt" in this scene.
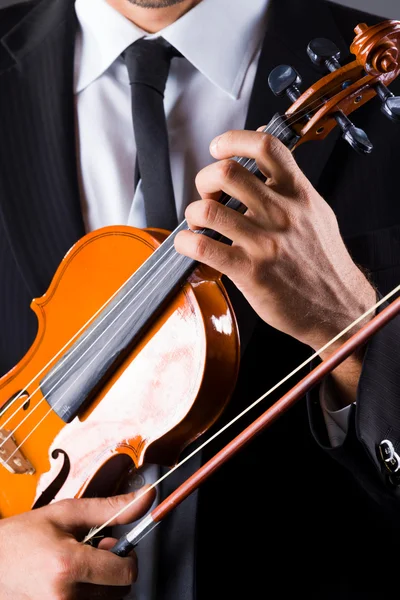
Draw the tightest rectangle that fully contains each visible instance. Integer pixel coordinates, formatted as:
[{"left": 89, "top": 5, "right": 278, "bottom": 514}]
[
  {"left": 74, "top": 0, "right": 269, "bottom": 232},
  {"left": 320, "top": 379, "right": 352, "bottom": 447},
  {"left": 74, "top": 0, "right": 269, "bottom": 598}
]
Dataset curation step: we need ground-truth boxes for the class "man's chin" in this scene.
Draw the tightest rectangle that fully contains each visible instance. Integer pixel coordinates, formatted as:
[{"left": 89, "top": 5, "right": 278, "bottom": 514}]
[{"left": 127, "top": 0, "right": 187, "bottom": 7}]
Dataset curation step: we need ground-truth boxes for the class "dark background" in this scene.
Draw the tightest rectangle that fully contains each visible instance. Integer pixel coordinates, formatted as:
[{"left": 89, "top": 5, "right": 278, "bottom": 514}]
[{"left": 333, "top": 0, "right": 398, "bottom": 17}]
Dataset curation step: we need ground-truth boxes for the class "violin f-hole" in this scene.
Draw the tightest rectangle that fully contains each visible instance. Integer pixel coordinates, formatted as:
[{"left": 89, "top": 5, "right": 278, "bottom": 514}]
[
  {"left": 32, "top": 449, "right": 70, "bottom": 509},
  {"left": 0, "top": 390, "right": 30, "bottom": 418}
]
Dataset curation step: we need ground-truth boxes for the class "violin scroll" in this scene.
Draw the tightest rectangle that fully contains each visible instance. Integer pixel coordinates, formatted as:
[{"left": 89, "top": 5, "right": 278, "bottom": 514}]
[
  {"left": 351, "top": 21, "right": 400, "bottom": 122},
  {"left": 351, "top": 21, "right": 400, "bottom": 75},
  {"left": 268, "top": 19, "right": 400, "bottom": 151}
]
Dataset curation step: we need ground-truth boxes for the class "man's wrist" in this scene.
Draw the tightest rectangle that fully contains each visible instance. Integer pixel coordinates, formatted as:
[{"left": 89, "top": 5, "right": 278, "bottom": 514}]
[
  {"left": 325, "top": 353, "right": 364, "bottom": 408},
  {"left": 310, "top": 277, "right": 377, "bottom": 359}
]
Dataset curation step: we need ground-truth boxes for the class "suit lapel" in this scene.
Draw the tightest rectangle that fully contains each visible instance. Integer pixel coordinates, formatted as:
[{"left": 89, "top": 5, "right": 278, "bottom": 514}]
[
  {"left": 246, "top": 0, "right": 348, "bottom": 189},
  {"left": 0, "top": 0, "right": 84, "bottom": 298}
]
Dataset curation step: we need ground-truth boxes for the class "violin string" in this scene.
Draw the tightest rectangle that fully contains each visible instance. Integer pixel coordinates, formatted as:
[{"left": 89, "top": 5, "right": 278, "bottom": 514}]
[
  {"left": 0, "top": 80, "right": 350, "bottom": 459},
  {"left": 0, "top": 104, "right": 335, "bottom": 460},
  {"left": 0, "top": 88, "right": 332, "bottom": 440},
  {"left": 3, "top": 254, "right": 194, "bottom": 464},
  {"left": 1, "top": 251, "right": 189, "bottom": 443},
  {"left": 0, "top": 76, "right": 350, "bottom": 436},
  {"left": 0, "top": 80, "right": 356, "bottom": 458},
  {"left": 0, "top": 235, "right": 183, "bottom": 430},
  {"left": 0, "top": 76, "right": 347, "bottom": 435},
  {"left": 83, "top": 283, "right": 400, "bottom": 544},
  {"left": 1, "top": 77, "right": 342, "bottom": 427}
]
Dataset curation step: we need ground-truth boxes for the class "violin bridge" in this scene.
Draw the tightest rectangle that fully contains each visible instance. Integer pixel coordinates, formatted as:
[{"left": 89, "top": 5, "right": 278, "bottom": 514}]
[{"left": 0, "top": 428, "right": 35, "bottom": 475}]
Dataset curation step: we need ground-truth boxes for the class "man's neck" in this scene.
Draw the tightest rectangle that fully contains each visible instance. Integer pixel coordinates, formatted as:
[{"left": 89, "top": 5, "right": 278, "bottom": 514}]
[{"left": 106, "top": 0, "right": 203, "bottom": 33}]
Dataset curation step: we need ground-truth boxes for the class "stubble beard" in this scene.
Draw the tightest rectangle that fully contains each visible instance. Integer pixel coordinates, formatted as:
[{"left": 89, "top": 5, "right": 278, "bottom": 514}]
[{"left": 126, "top": 0, "right": 187, "bottom": 7}]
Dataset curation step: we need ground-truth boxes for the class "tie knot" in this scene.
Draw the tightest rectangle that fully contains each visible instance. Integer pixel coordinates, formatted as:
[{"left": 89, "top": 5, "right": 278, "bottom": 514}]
[{"left": 123, "top": 37, "right": 182, "bottom": 96}]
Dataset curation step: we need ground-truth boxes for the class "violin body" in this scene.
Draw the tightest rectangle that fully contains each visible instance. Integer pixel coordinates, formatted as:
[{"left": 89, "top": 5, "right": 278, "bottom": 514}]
[
  {"left": 0, "top": 226, "right": 239, "bottom": 518},
  {"left": 2, "top": 17, "right": 399, "bottom": 524}
]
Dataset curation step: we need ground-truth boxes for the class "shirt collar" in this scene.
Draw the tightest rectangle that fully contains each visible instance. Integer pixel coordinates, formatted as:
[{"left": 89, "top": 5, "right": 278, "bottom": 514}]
[{"left": 74, "top": 0, "right": 269, "bottom": 99}]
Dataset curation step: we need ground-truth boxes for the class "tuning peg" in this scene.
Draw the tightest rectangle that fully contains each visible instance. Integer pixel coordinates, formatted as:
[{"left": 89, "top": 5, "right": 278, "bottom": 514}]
[
  {"left": 335, "top": 112, "right": 373, "bottom": 154},
  {"left": 307, "top": 38, "right": 341, "bottom": 72},
  {"left": 374, "top": 81, "right": 400, "bottom": 122},
  {"left": 268, "top": 65, "right": 302, "bottom": 103}
]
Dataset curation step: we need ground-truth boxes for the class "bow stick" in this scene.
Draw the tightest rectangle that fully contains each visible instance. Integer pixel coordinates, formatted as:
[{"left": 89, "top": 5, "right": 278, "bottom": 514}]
[
  {"left": 111, "top": 289, "right": 400, "bottom": 556},
  {"left": 80, "top": 284, "right": 400, "bottom": 554}
]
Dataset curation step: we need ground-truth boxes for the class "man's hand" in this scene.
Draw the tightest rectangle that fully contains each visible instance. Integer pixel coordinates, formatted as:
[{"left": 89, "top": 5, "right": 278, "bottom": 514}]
[
  {"left": 175, "top": 130, "right": 377, "bottom": 405},
  {"left": 0, "top": 487, "right": 155, "bottom": 600}
]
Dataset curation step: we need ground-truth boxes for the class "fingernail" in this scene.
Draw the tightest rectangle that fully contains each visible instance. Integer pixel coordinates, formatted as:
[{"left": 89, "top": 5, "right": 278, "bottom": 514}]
[{"left": 210, "top": 135, "right": 221, "bottom": 155}]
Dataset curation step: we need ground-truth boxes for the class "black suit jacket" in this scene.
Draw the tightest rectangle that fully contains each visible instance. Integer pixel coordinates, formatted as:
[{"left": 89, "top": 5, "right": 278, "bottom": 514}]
[{"left": 1, "top": 0, "right": 400, "bottom": 598}]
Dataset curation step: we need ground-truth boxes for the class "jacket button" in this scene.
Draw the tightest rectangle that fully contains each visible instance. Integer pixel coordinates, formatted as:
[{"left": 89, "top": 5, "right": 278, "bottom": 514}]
[
  {"left": 379, "top": 440, "right": 400, "bottom": 487},
  {"left": 378, "top": 439, "right": 395, "bottom": 463}
]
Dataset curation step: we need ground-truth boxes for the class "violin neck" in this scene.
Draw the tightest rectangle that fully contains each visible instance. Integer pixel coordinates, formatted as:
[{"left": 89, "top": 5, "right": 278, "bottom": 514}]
[
  {"left": 40, "top": 113, "right": 294, "bottom": 422},
  {"left": 173, "top": 111, "right": 298, "bottom": 242}
]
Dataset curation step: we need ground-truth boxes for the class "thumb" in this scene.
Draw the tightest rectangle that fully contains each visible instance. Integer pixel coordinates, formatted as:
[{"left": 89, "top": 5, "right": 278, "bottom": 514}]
[{"left": 49, "top": 485, "right": 156, "bottom": 532}]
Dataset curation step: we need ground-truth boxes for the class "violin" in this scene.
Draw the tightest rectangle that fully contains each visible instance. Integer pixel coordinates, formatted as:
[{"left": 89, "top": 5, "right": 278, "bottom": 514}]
[{"left": 1, "top": 18, "right": 400, "bottom": 524}]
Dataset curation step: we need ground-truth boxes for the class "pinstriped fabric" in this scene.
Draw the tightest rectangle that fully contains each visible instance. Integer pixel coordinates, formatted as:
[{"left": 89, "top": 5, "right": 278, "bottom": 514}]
[
  {"left": 0, "top": 0, "right": 84, "bottom": 371},
  {"left": 2, "top": 1, "right": 400, "bottom": 599},
  {"left": 0, "top": 0, "right": 84, "bottom": 299},
  {"left": 0, "top": 230, "right": 37, "bottom": 375}
]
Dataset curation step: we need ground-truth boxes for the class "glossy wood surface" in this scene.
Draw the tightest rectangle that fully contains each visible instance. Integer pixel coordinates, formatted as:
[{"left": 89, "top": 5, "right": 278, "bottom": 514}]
[
  {"left": 0, "top": 226, "right": 240, "bottom": 518},
  {"left": 288, "top": 20, "right": 400, "bottom": 147}
]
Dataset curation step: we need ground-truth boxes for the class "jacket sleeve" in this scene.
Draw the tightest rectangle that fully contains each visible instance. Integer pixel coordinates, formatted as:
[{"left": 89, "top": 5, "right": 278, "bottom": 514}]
[{"left": 307, "top": 298, "right": 400, "bottom": 516}]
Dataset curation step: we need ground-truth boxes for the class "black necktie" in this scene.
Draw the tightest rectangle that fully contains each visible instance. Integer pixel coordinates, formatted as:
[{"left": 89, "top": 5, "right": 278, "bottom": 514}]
[
  {"left": 123, "top": 38, "right": 181, "bottom": 231},
  {"left": 125, "top": 39, "right": 198, "bottom": 600}
]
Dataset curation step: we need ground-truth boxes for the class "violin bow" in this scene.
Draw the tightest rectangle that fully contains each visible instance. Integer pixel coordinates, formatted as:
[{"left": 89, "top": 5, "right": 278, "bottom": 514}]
[
  {"left": 82, "top": 284, "right": 400, "bottom": 555},
  {"left": 111, "top": 289, "right": 400, "bottom": 556}
]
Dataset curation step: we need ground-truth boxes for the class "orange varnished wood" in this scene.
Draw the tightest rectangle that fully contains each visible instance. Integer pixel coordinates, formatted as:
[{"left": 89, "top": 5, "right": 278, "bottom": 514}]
[
  {"left": 351, "top": 21, "right": 400, "bottom": 74},
  {"left": 0, "top": 226, "right": 240, "bottom": 518},
  {"left": 287, "top": 20, "right": 400, "bottom": 147}
]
